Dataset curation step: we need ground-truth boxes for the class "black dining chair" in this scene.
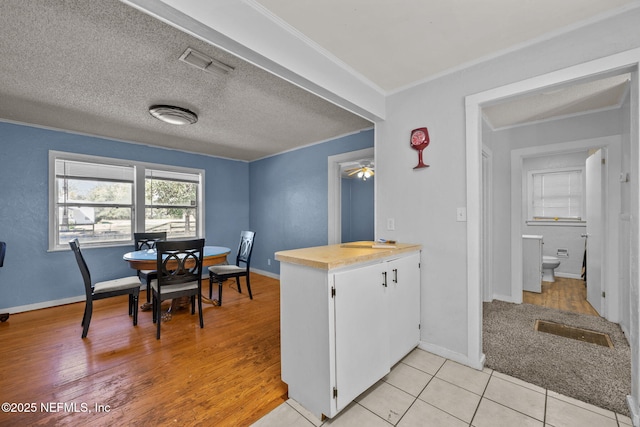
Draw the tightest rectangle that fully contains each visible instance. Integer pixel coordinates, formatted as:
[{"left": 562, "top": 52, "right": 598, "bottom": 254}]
[
  {"left": 152, "top": 238, "right": 205, "bottom": 339},
  {"left": 0, "top": 242, "right": 8, "bottom": 322},
  {"left": 69, "top": 238, "right": 140, "bottom": 338},
  {"left": 134, "top": 232, "right": 167, "bottom": 304},
  {"left": 208, "top": 231, "right": 255, "bottom": 306}
]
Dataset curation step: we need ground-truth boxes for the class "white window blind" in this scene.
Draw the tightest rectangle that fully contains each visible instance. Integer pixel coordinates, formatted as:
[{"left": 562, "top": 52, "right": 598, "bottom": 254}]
[
  {"left": 530, "top": 169, "right": 582, "bottom": 220},
  {"left": 50, "top": 151, "right": 204, "bottom": 250}
]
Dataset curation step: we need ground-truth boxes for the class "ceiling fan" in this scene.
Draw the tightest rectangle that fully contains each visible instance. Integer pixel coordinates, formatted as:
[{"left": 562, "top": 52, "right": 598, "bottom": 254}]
[{"left": 344, "top": 161, "right": 375, "bottom": 180}]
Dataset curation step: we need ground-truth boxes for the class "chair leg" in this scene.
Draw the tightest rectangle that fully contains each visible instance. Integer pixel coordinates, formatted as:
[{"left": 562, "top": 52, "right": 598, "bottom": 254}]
[
  {"left": 156, "top": 298, "right": 162, "bottom": 340},
  {"left": 81, "top": 303, "right": 88, "bottom": 326},
  {"left": 132, "top": 293, "right": 139, "bottom": 326},
  {"left": 236, "top": 275, "right": 242, "bottom": 293},
  {"left": 218, "top": 279, "right": 223, "bottom": 306},
  {"left": 146, "top": 277, "right": 152, "bottom": 303},
  {"left": 245, "top": 274, "right": 253, "bottom": 300},
  {"left": 190, "top": 295, "right": 195, "bottom": 315},
  {"left": 81, "top": 301, "right": 92, "bottom": 338},
  {"left": 209, "top": 273, "right": 214, "bottom": 299},
  {"left": 197, "top": 294, "right": 204, "bottom": 328},
  {"left": 152, "top": 294, "right": 157, "bottom": 324}
]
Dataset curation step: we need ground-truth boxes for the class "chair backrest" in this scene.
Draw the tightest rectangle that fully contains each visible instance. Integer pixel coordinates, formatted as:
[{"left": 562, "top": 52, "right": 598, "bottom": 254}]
[
  {"left": 134, "top": 232, "right": 167, "bottom": 251},
  {"left": 236, "top": 231, "right": 255, "bottom": 269},
  {"left": 0, "top": 241, "right": 5, "bottom": 268},
  {"left": 69, "top": 238, "right": 93, "bottom": 297},
  {"left": 156, "top": 239, "right": 205, "bottom": 288}
]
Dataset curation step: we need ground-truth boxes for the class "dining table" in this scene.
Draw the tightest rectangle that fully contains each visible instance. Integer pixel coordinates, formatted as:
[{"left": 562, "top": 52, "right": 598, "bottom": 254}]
[{"left": 123, "top": 245, "right": 231, "bottom": 318}]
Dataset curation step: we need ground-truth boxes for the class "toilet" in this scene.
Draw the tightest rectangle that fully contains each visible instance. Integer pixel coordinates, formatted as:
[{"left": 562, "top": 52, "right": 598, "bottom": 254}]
[{"left": 542, "top": 256, "right": 561, "bottom": 282}]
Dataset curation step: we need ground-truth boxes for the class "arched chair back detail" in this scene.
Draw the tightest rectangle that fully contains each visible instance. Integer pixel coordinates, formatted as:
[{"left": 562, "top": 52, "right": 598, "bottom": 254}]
[
  {"left": 134, "top": 232, "right": 167, "bottom": 304},
  {"left": 69, "top": 238, "right": 140, "bottom": 338},
  {"left": 152, "top": 238, "right": 205, "bottom": 339},
  {"left": 135, "top": 232, "right": 166, "bottom": 250},
  {"left": 208, "top": 231, "right": 255, "bottom": 306}
]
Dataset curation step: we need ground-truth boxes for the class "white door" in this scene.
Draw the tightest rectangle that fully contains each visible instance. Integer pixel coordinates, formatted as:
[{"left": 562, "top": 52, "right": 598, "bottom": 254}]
[
  {"left": 388, "top": 253, "right": 421, "bottom": 365},
  {"left": 585, "top": 149, "right": 604, "bottom": 315},
  {"left": 334, "top": 263, "right": 390, "bottom": 412}
]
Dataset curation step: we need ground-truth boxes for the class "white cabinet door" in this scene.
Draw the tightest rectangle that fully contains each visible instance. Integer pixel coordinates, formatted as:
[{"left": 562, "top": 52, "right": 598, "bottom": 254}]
[
  {"left": 388, "top": 252, "right": 421, "bottom": 365},
  {"left": 333, "top": 263, "right": 390, "bottom": 411},
  {"left": 522, "top": 237, "right": 542, "bottom": 293}
]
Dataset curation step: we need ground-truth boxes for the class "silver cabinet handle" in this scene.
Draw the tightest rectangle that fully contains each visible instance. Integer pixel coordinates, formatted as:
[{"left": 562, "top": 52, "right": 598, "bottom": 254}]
[{"left": 382, "top": 271, "right": 387, "bottom": 287}]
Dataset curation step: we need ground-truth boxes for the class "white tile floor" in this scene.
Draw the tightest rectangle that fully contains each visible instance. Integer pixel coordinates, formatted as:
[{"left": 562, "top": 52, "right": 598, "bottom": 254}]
[{"left": 253, "top": 348, "right": 633, "bottom": 427}]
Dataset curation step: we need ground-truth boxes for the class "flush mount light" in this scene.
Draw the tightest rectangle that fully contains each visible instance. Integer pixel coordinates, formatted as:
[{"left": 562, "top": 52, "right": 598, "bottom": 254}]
[{"left": 149, "top": 105, "right": 198, "bottom": 125}]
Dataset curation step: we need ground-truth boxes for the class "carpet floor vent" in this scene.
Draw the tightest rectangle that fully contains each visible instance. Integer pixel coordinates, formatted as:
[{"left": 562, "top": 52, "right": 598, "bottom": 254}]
[{"left": 534, "top": 320, "right": 613, "bottom": 348}]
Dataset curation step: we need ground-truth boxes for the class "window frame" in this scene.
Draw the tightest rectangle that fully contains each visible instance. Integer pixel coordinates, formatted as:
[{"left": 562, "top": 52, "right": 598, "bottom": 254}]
[
  {"left": 526, "top": 166, "right": 585, "bottom": 226},
  {"left": 49, "top": 151, "right": 205, "bottom": 251}
]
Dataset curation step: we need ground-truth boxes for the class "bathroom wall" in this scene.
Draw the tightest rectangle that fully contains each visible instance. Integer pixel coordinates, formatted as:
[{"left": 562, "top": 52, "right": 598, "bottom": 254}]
[
  {"left": 521, "top": 151, "right": 589, "bottom": 278},
  {"left": 486, "top": 107, "right": 624, "bottom": 300}
]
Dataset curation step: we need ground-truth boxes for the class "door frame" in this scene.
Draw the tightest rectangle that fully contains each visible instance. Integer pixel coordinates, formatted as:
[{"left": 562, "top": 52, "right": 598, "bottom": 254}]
[
  {"left": 328, "top": 147, "right": 375, "bottom": 245},
  {"left": 508, "top": 137, "right": 621, "bottom": 319},
  {"left": 465, "top": 48, "right": 640, "bottom": 392}
]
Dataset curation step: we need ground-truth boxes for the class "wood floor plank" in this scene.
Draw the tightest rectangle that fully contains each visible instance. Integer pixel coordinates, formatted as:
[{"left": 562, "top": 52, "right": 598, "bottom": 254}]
[
  {"left": 523, "top": 276, "right": 599, "bottom": 316},
  {"left": 0, "top": 273, "right": 287, "bottom": 426}
]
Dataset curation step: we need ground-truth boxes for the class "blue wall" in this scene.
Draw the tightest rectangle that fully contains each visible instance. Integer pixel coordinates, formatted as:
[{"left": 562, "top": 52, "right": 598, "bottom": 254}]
[
  {"left": 0, "top": 122, "right": 374, "bottom": 310},
  {"left": 249, "top": 129, "right": 374, "bottom": 275},
  {"left": 341, "top": 177, "right": 374, "bottom": 242},
  {"left": 0, "top": 122, "right": 248, "bottom": 310}
]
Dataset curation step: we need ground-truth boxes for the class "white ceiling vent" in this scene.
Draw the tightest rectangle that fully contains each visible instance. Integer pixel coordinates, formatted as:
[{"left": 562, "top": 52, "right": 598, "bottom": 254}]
[{"left": 179, "top": 47, "right": 234, "bottom": 76}]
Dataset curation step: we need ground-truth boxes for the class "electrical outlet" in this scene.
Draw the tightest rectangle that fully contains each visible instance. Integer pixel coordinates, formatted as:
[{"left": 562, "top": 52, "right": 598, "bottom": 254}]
[{"left": 267, "top": 258, "right": 271, "bottom": 266}]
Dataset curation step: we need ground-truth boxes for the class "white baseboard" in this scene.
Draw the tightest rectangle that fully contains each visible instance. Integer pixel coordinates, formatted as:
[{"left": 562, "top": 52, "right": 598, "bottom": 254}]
[
  {"left": 251, "top": 268, "right": 280, "bottom": 280},
  {"left": 418, "top": 341, "right": 485, "bottom": 371},
  {"left": 555, "top": 272, "right": 582, "bottom": 280},
  {"left": 490, "top": 293, "right": 519, "bottom": 304},
  {"left": 627, "top": 395, "right": 640, "bottom": 427},
  {"left": 2, "top": 295, "right": 85, "bottom": 314},
  {"left": 5, "top": 271, "right": 279, "bottom": 315}
]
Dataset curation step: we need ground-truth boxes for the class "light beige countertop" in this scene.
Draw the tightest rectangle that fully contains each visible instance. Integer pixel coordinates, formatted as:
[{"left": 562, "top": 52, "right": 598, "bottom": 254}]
[{"left": 275, "top": 241, "right": 422, "bottom": 270}]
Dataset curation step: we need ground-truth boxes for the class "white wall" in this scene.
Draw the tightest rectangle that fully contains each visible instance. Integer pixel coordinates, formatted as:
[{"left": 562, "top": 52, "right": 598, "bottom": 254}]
[{"left": 377, "top": 9, "right": 640, "bottom": 368}]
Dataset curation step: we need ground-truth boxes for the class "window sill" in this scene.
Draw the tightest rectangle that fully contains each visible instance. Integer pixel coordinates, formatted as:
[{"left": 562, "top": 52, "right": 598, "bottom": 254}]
[{"left": 526, "top": 221, "right": 586, "bottom": 227}]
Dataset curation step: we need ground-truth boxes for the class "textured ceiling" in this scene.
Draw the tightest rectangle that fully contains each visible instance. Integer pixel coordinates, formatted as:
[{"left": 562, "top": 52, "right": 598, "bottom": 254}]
[
  {"left": 1, "top": 0, "right": 637, "bottom": 160},
  {"left": 0, "top": 0, "right": 372, "bottom": 161}
]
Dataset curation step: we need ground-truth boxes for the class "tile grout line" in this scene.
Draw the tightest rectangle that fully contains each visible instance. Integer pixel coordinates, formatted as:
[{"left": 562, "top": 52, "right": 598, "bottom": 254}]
[
  {"left": 468, "top": 368, "right": 494, "bottom": 426},
  {"left": 389, "top": 360, "right": 440, "bottom": 426},
  {"left": 544, "top": 388, "right": 548, "bottom": 426}
]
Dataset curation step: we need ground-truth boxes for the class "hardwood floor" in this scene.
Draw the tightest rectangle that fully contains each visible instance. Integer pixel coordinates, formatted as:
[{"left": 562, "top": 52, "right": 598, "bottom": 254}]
[
  {"left": 0, "top": 273, "right": 287, "bottom": 426},
  {"left": 523, "top": 276, "right": 599, "bottom": 316}
]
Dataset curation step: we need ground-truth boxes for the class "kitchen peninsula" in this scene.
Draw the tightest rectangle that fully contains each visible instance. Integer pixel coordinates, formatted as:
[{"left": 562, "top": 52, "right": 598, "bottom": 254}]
[{"left": 275, "top": 242, "right": 422, "bottom": 419}]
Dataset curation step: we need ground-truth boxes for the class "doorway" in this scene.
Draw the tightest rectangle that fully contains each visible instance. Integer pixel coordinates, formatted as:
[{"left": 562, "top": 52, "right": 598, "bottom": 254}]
[
  {"left": 328, "top": 147, "right": 375, "bottom": 244},
  {"left": 505, "top": 137, "right": 622, "bottom": 318},
  {"left": 466, "top": 48, "right": 640, "bottom": 421}
]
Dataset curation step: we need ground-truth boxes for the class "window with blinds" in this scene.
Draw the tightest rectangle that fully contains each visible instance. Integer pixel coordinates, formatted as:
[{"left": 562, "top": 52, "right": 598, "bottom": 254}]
[
  {"left": 50, "top": 151, "right": 204, "bottom": 250},
  {"left": 54, "top": 158, "right": 134, "bottom": 247},
  {"left": 528, "top": 168, "right": 583, "bottom": 222},
  {"left": 145, "top": 169, "right": 200, "bottom": 238}
]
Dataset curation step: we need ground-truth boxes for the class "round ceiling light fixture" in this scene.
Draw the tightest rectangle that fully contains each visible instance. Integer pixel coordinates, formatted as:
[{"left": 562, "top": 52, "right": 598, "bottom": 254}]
[{"left": 149, "top": 105, "right": 198, "bottom": 125}]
